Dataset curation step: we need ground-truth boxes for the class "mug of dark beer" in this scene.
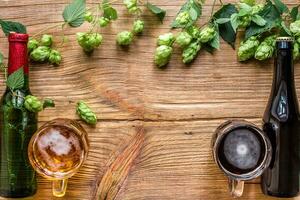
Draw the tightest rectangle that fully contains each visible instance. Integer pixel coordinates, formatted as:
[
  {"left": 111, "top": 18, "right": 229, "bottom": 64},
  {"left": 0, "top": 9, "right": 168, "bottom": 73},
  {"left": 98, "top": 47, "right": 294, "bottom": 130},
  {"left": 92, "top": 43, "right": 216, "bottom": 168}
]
[{"left": 212, "top": 120, "right": 272, "bottom": 197}]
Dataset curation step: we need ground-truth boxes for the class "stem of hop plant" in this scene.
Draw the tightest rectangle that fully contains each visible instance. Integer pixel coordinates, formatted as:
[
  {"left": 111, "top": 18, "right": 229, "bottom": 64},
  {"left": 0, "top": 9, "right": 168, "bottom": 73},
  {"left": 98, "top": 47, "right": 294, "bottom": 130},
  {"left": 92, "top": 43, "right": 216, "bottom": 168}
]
[{"left": 32, "top": 22, "right": 66, "bottom": 38}]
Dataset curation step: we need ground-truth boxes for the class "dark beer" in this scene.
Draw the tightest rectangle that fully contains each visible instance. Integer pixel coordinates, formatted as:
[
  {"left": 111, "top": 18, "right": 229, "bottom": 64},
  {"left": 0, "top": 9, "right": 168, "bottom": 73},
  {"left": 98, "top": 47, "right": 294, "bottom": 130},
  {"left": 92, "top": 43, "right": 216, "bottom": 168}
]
[{"left": 261, "top": 37, "right": 300, "bottom": 197}]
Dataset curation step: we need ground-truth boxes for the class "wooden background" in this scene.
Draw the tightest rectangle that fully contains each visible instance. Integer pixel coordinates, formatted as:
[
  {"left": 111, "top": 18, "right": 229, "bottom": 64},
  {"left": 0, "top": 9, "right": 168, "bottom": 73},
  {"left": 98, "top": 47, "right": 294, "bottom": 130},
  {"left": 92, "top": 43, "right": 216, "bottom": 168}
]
[{"left": 0, "top": 0, "right": 300, "bottom": 199}]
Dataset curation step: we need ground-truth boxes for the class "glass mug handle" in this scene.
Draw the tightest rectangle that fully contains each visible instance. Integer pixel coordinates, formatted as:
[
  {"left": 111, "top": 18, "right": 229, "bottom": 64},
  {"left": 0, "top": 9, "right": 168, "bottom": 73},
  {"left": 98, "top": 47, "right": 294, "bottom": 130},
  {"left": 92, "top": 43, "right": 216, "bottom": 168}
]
[
  {"left": 228, "top": 178, "right": 244, "bottom": 197},
  {"left": 52, "top": 179, "right": 68, "bottom": 197}
]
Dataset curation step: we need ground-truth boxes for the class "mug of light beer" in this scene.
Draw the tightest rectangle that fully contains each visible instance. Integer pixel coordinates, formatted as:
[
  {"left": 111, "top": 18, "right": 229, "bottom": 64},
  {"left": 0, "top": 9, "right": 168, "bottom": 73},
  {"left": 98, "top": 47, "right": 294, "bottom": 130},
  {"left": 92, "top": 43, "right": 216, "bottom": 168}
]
[
  {"left": 28, "top": 118, "right": 89, "bottom": 197},
  {"left": 212, "top": 120, "right": 272, "bottom": 197}
]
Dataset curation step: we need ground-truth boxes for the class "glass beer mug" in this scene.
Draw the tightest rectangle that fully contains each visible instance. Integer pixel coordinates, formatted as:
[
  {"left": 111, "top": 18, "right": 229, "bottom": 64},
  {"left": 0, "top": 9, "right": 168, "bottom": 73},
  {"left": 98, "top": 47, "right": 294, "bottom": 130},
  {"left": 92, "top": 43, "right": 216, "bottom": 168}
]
[
  {"left": 28, "top": 118, "right": 89, "bottom": 197},
  {"left": 212, "top": 120, "right": 272, "bottom": 197}
]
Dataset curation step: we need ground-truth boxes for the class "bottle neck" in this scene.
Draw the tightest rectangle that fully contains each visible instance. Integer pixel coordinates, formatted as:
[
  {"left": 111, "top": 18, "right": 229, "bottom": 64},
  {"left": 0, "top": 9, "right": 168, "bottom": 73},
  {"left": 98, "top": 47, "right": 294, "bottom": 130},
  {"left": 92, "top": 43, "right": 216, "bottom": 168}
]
[
  {"left": 8, "top": 33, "right": 29, "bottom": 89},
  {"left": 272, "top": 43, "right": 295, "bottom": 94}
]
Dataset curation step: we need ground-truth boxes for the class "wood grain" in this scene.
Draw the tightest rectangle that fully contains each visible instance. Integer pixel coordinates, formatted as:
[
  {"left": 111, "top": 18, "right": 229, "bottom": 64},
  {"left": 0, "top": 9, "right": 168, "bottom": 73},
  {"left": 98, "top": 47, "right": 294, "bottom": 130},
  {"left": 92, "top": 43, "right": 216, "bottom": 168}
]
[{"left": 0, "top": 0, "right": 299, "bottom": 199}]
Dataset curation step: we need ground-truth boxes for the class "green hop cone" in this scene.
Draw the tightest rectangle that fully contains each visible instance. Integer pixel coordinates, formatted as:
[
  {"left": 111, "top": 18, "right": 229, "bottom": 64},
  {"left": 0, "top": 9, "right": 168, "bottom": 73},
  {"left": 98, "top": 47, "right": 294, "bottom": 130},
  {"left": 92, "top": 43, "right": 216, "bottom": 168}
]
[
  {"left": 28, "top": 38, "right": 39, "bottom": 53},
  {"left": 123, "top": 0, "right": 139, "bottom": 14},
  {"left": 154, "top": 45, "right": 173, "bottom": 68},
  {"left": 49, "top": 49, "right": 62, "bottom": 65},
  {"left": 238, "top": 36, "right": 260, "bottom": 61},
  {"left": 24, "top": 95, "right": 43, "bottom": 113},
  {"left": 182, "top": 41, "right": 201, "bottom": 64},
  {"left": 239, "top": 15, "right": 252, "bottom": 28},
  {"left": 30, "top": 46, "right": 51, "bottom": 62},
  {"left": 290, "top": 20, "right": 300, "bottom": 37},
  {"left": 133, "top": 20, "right": 145, "bottom": 34},
  {"left": 84, "top": 11, "right": 93, "bottom": 23},
  {"left": 252, "top": 4, "right": 264, "bottom": 14},
  {"left": 293, "top": 42, "right": 300, "bottom": 60},
  {"left": 186, "top": 26, "right": 200, "bottom": 39},
  {"left": 116, "top": 31, "right": 134, "bottom": 46},
  {"left": 77, "top": 32, "right": 103, "bottom": 52},
  {"left": 76, "top": 101, "right": 97, "bottom": 125},
  {"left": 176, "top": 11, "right": 191, "bottom": 26},
  {"left": 40, "top": 34, "right": 53, "bottom": 47},
  {"left": 175, "top": 32, "right": 192, "bottom": 48},
  {"left": 254, "top": 35, "right": 276, "bottom": 61},
  {"left": 99, "top": 17, "right": 110, "bottom": 27},
  {"left": 199, "top": 26, "right": 216, "bottom": 43},
  {"left": 157, "top": 33, "right": 175, "bottom": 46},
  {"left": 240, "top": 0, "right": 255, "bottom": 6}
]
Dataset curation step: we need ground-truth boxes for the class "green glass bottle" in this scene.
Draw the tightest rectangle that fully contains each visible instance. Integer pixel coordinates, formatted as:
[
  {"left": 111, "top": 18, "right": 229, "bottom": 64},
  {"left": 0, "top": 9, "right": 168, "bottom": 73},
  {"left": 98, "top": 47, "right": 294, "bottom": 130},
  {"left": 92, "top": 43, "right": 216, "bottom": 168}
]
[{"left": 0, "top": 33, "right": 37, "bottom": 197}]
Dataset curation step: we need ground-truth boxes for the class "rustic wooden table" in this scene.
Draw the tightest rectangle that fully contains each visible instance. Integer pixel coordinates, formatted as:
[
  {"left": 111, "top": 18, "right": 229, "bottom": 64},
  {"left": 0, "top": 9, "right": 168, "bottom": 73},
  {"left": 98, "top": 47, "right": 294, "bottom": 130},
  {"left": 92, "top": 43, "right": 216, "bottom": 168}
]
[{"left": 0, "top": 0, "right": 299, "bottom": 199}]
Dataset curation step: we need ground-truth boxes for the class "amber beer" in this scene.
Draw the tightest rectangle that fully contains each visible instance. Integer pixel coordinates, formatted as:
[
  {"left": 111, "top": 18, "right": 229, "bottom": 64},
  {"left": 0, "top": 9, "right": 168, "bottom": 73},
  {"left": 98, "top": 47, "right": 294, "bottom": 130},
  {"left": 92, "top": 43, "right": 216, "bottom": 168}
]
[{"left": 28, "top": 119, "right": 89, "bottom": 197}]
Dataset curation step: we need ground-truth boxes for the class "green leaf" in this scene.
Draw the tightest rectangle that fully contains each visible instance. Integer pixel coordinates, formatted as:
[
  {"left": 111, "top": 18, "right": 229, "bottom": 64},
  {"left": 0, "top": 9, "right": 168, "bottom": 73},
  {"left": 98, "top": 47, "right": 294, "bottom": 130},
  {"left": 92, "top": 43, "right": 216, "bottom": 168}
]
[
  {"left": 43, "top": 98, "right": 55, "bottom": 109},
  {"left": 209, "top": 26, "right": 220, "bottom": 49},
  {"left": 0, "top": 52, "right": 3, "bottom": 65},
  {"left": 215, "top": 18, "right": 231, "bottom": 24},
  {"left": 213, "top": 4, "right": 238, "bottom": 48},
  {"left": 146, "top": 2, "right": 166, "bottom": 22},
  {"left": 6, "top": 67, "right": 24, "bottom": 91},
  {"left": 103, "top": 6, "right": 118, "bottom": 20},
  {"left": 245, "top": 1, "right": 281, "bottom": 39},
  {"left": 171, "top": 0, "right": 202, "bottom": 28},
  {"left": 0, "top": 20, "right": 27, "bottom": 36},
  {"left": 251, "top": 14, "right": 266, "bottom": 26},
  {"left": 290, "top": 5, "right": 300, "bottom": 21},
  {"left": 272, "top": 0, "right": 289, "bottom": 14},
  {"left": 230, "top": 13, "right": 239, "bottom": 32},
  {"left": 280, "top": 21, "right": 292, "bottom": 36},
  {"left": 63, "top": 0, "right": 86, "bottom": 27},
  {"left": 238, "top": 3, "right": 253, "bottom": 16}
]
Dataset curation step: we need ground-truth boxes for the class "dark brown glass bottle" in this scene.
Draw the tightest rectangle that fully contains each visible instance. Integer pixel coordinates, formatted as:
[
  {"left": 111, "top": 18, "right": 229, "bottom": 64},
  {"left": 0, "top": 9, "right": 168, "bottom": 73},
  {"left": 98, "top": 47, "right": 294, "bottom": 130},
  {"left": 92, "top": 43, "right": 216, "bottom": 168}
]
[
  {"left": 261, "top": 37, "right": 300, "bottom": 197},
  {"left": 0, "top": 33, "right": 37, "bottom": 197}
]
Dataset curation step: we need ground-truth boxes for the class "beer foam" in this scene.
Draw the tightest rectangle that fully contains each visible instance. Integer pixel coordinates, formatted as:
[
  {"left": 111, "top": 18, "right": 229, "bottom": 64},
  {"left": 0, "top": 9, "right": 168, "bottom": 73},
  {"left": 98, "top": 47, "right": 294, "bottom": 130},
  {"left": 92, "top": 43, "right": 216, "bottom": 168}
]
[
  {"left": 223, "top": 129, "right": 261, "bottom": 170},
  {"left": 38, "top": 129, "right": 72, "bottom": 156}
]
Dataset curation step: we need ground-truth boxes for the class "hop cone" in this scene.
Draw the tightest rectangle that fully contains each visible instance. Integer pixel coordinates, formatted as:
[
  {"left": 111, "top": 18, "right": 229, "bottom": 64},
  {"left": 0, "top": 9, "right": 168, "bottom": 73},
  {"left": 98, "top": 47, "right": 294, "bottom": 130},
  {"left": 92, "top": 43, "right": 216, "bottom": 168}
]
[
  {"left": 77, "top": 32, "right": 103, "bottom": 52},
  {"left": 294, "top": 42, "right": 300, "bottom": 60},
  {"left": 175, "top": 11, "right": 191, "bottom": 26},
  {"left": 157, "top": 33, "right": 175, "bottom": 46},
  {"left": 133, "top": 20, "right": 144, "bottom": 34},
  {"left": 116, "top": 31, "right": 134, "bottom": 46},
  {"left": 254, "top": 35, "right": 276, "bottom": 61},
  {"left": 28, "top": 38, "right": 39, "bottom": 53},
  {"left": 252, "top": 4, "right": 264, "bottom": 14},
  {"left": 175, "top": 32, "right": 192, "bottom": 48},
  {"left": 199, "top": 26, "right": 216, "bottom": 43},
  {"left": 30, "top": 46, "right": 51, "bottom": 62},
  {"left": 154, "top": 45, "right": 173, "bottom": 68},
  {"left": 76, "top": 101, "right": 97, "bottom": 125},
  {"left": 182, "top": 41, "right": 201, "bottom": 64},
  {"left": 238, "top": 36, "right": 260, "bottom": 61},
  {"left": 240, "top": 0, "right": 255, "bottom": 6},
  {"left": 99, "top": 17, "right": 110, "bottom": 27},
  {"left": 49, "top": 49, "right": 62, "bottom": 65},
  {"left": 123, "top": 0, "right": 138, "bottom": 14},
  {"left": 186, "top": 26, "right": 200, "bottom": 39},
  {"left": 41, "top": 34, "right": 53, "bottom": 47},
  {"left": 84, "top": 11, "right": 93, "bottom": 23},
  {"left": 239, "top": 15, "right": 252, "bottom": 28},
  {"left": 24, "top": 95, "right": 43, "bottom": 113},
  {"left": 290, "top": 20, "right": 300, "bottom": 37}
]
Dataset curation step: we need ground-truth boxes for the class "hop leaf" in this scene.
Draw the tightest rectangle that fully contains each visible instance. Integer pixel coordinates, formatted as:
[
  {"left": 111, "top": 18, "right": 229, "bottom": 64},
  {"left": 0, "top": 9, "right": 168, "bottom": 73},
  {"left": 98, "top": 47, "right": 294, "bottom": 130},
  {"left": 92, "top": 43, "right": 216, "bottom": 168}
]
[
  {"left": 63, "top": 0, "right": 86, "bottom": 27},
  {"left": 30, "top": 46, "right": 51, "bottom": 62},
  {"left": 157, "top": 33, "right": 175, "bottom": 46},
  {"left": 76, "top": 101, "right": 97, "bottom": 125},
  {"left": 49, "top": 49, "right": 62, "bottom": 65},
  {"left": 293, "top": 42, "right": 300, "bottom": 60},
  {"left": 132, "top": 20, "right": 145, "bottom": 34},
  {"left": 41, "top": 34, "right": 53, "bottom": 47},
  {"left": 175, "top": 32, "right": 192, "bottom": 48},
  {"left": 238, "top": 36, "right": 260, "bottom": 61},
  {"left": 182, "top": 41, "right": 201, "bottom": 64},
  {"left": 116, "top": 31, "right": 133, "bottom": 46},
  {"left": 154, "top": 45, "right": 173, "bottom": 68},
  {"left": 24, "top": 95, "right": 43, "bottom": 113},
  {"left": 254, "top": 35, "right": 276, "bottom": 60}
]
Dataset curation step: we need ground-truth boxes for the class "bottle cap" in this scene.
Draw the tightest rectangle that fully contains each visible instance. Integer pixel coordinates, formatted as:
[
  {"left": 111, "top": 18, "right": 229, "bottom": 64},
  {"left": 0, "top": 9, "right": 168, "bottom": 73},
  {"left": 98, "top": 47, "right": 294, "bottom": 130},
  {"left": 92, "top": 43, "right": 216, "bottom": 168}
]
[
  {"left": 276, "top": 37, "right": 293, "bottom": 49},
  {"left": 8, "top": 32, "right": 29, "bottom": 42}
]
